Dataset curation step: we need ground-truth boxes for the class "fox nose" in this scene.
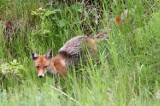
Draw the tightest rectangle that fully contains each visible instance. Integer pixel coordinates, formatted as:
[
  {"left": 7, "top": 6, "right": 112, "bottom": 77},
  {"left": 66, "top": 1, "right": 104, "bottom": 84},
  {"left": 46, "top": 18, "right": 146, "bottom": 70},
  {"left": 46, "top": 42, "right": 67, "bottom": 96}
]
[{"left": 38, "top": 74, "right": 44, "bottom": 78}]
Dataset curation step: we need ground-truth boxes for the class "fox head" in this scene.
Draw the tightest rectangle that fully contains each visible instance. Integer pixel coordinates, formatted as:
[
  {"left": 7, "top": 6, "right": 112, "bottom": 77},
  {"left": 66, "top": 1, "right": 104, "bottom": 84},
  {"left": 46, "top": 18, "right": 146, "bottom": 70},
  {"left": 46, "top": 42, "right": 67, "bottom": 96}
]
[{"left": 31, "top": 50, "right": 53, "bottom": 78}]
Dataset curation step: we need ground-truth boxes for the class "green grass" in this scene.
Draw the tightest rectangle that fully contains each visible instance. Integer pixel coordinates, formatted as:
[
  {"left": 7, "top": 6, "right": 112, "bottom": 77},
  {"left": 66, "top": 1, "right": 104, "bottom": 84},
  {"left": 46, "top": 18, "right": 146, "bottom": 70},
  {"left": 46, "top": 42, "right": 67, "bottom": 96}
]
[{"left": 0, "top": 0, "right": 160, "bottom": 106}]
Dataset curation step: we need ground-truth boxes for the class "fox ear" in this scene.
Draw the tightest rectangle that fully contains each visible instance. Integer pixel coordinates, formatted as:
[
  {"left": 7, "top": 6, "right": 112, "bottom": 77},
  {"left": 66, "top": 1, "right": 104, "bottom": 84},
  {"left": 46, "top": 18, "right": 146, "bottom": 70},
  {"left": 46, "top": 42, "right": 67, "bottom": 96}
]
[
  {"left": 31, "top": 52, "right": 39, "bottom": 60},
  {"left": 46, "top": 50, "right": 53, "bottom": 59}
]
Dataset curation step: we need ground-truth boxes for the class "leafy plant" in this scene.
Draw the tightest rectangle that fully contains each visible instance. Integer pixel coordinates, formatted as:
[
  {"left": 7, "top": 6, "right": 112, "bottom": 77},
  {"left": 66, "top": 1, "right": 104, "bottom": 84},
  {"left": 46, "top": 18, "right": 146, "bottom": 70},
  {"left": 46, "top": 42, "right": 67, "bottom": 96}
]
[
  {"left": 31, "top": 6, "right": 61, "bottom": 35},
  {"left": 0, "top": 59, "right": 24, "bottom": 88}
]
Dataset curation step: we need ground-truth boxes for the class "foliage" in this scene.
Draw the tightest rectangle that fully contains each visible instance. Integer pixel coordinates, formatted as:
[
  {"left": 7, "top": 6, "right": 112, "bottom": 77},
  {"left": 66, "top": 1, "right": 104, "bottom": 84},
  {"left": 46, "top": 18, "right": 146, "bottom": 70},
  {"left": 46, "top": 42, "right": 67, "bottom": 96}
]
[
  {"left": 0, "top": 0, "right": 160, "bottom": 106},
  {"left": 0, "top": 59, "right": 24, "bottom": 88}
]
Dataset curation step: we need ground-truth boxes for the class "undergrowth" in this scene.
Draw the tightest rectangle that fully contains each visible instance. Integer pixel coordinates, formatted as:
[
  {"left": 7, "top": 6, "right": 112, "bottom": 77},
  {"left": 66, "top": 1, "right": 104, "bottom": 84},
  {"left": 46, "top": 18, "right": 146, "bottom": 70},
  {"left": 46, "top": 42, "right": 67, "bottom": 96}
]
[{"left": 0, "top": 0, "right": 160, "bottom": 106}]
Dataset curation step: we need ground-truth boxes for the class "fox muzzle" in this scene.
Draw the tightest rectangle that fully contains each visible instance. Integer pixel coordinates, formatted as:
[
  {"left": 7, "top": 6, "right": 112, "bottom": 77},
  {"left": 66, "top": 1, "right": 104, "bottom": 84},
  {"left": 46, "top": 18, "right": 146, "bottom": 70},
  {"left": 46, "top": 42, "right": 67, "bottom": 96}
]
[{"left": 38, "top": 73, "right": 45, "bottom": 78}]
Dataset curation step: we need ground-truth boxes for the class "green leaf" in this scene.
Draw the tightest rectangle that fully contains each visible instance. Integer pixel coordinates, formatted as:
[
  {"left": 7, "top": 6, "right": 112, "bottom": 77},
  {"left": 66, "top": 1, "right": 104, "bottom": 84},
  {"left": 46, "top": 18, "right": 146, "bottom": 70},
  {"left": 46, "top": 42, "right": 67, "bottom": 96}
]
[
  {"left": 44, "top": 10, "right": 56, "bottom": 17},
  {"left": 57, "top": 19, "right": 66, "bottom": 27},
  {"left": 53, "top": 9, "right": 61, "bottom": 12}
]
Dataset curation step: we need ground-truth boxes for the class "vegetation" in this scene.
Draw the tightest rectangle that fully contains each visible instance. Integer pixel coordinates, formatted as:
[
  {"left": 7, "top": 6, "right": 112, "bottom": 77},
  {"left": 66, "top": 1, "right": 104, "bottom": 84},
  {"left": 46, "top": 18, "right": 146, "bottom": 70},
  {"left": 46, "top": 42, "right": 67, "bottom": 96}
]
[{"left": 0, "top": 0, "right": 160, "bottom": 105}]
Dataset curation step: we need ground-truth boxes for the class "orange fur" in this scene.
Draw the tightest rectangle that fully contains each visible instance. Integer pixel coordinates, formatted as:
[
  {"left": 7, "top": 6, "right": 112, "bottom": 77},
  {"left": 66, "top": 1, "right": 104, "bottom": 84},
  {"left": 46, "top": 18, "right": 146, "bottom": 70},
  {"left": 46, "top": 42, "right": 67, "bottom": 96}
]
[
  {"left": 85, "top": 37, "right": 96, "bottom": 54},
  {"left": 50, "top": 54, "right": 66, "bottom": 76},
  {"left": 115, "top": 17, "right": 120, "bottom": 26}
]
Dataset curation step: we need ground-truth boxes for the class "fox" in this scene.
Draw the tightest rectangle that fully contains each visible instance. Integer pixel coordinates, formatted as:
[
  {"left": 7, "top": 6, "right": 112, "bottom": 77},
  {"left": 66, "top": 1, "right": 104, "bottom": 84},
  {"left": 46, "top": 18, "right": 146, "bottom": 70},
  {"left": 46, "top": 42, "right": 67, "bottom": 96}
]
[{"left": 31, "top": 35, "right": 102, "bottom": 78}]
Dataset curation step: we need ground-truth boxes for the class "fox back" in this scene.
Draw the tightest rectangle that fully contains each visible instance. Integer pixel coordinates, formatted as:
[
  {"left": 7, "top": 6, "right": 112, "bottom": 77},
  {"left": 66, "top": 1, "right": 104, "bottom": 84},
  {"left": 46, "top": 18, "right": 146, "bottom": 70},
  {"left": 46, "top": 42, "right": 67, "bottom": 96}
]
[{"left": 58, "top": 35, "right": 96, "bottom": 66}]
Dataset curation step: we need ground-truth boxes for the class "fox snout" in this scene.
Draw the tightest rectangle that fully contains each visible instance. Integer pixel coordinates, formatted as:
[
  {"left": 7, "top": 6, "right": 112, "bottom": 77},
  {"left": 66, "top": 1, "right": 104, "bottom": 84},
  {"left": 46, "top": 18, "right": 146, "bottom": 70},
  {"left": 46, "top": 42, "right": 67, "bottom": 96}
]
[
  {"left": 38, "top": 73, "right": 45, "bottom": 78},
  {"left": 37, "top": 69, "right": 46, "bottom": 78}
]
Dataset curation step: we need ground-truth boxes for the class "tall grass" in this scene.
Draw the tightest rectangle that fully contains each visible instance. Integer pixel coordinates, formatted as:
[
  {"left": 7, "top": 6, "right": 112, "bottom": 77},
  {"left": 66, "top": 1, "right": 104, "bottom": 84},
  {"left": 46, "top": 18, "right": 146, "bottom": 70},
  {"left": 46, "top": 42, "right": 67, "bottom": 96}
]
[{"left": 0, "top": 0, "right": 160, "bottom": 106}]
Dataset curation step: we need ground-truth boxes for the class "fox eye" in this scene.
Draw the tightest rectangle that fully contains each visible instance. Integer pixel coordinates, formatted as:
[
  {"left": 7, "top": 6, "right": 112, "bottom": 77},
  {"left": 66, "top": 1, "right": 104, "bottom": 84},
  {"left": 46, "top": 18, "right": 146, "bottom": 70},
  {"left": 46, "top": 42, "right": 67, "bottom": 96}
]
[{"left": 36, "top": 66, "right": 40, "bottom": 69}]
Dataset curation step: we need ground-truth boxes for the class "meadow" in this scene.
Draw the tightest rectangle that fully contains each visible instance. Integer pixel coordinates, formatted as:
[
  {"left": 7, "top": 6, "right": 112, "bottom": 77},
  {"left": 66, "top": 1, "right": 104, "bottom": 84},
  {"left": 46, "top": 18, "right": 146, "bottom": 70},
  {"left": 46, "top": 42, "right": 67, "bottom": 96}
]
[{"left": 0, "top": 0, "right": 160, "bottom": 106}]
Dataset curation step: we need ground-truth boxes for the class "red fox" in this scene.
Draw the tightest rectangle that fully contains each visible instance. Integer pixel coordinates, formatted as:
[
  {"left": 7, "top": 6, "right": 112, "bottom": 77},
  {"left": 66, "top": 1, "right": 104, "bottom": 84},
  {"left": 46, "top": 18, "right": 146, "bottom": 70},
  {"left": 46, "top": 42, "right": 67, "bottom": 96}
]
[{"left": 31, "top": 35, "right": 102, "bottom": 78}]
